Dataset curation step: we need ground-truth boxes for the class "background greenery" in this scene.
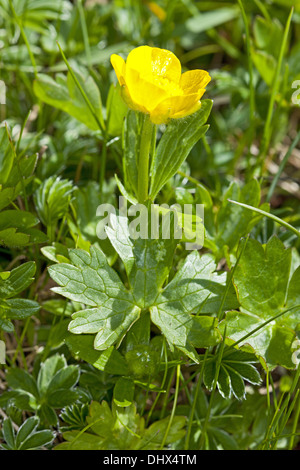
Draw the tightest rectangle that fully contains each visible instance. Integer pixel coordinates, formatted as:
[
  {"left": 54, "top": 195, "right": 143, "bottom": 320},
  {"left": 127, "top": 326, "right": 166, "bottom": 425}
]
[{"left": 0, "top": 0, "right": 299, "bottom": 450}]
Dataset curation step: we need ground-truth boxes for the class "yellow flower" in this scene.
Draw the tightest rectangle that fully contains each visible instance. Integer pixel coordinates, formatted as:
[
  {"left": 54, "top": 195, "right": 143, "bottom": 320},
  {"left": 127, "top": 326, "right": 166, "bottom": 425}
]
[{"left": 110, "top": 46, "right": 211, "bottom": 125}]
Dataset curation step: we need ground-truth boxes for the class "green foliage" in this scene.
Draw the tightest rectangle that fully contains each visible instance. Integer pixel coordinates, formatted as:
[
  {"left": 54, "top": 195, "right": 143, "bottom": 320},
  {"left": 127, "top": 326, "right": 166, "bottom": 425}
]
[
  {"left": 34, "top": 176, "right": 73, "bottom": 227},
  {"left": 106, "top": 84, "right": 128, "bottom": 137},
  {"left": 67, "top": 180, "right": 117, "bottom": 261},
  {"left": 177, "top": 387, "right": 240, "bottom": 450},
  {"left": 2, "top": 355, "right": 80, "bottom": 425},
  {"left": 211, "top": 179, "right": 269, "bottom": 259},
  {"left": 149, "top": 101, "right": 212, "bottom": 200},
  {"left": 0, "top": 127, "right": 14, "bottom": 185},
  {"left": 150, "top": 250, "right": 235, "bottom": 361},
  {"left": 185, "top": 6, "right": 240, "bottom": 34},
  {"left": 225, "top": 237, "right": 300, "bottom": 369},
  {"left": 121, "top": 101, "right": 212, "bottom": 203},
  {"left": 0, "top": 262, "right": 39, "bottom": 332},
  {"left": 59, "top": 403, "right": 89, "bottom": 431},
  {"left": 204, "top": 347, "right": 262, "bottom": 400},
  {"left": 48, "top": 213, "right": 239, "bottom": 362},
  {"left": 0, "top": 416, "right": 54, "bottom": 450},
  {"left": 0, "top": 0, "right": 70, "bottom": 34},
  {"left": 55, "top": 400, "right": 186, "bottom": 450},
  {"left": 0, "top": 210, "right": 47, "bottom": 247},
  {"left": 125, "top": 345, "right": 160, "bottom": 379},
  {"left": 33, "top": 67, "right": 104, "bottom": 131},
  {"left": 0, "top": 0, "right": 300, "bottom": 452},
  {"left": 122, "top": 110, "right": 144, "bottom": 200},
  {"left": 0, "top": 126, "right": 47, "bottom": 246},
  {"left": 66, "top": 335, "right": 128, "bottom": 375},
  {"left": 0, "top": 152, "right": 37, "bottom": 211},
  {"left": 48, "top": 246, "right": 141, "bottom": 351},
  {"left": 105, "top": 213, "right": 178, "bottom": 308},
  {"left": 113, "top": 377, "right": 135, "bottom": 407}
]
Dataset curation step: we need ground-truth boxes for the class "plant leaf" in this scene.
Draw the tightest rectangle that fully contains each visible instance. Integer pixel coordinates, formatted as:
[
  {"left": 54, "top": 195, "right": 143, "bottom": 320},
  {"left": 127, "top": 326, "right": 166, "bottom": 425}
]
[
  {"left": 105, "top": 213, "right": 178, "bottom": 308},
  {"left": 113, "top": 377, "right": 135, "bottom": 407},
  {"left": 49, "top": 245, "right": 141, "bottom": 350},
  {"left": 150, "top": 100, "right": 212, "bottom": 199},
  {"left": 225, "top": 237, "right": 300, "bottom": 368},
  {"left": 66, "top": 335, "right": 128, "bottom": 375},
  {"left": 33, "top": 67, "right": 104, "bottom": 131}
]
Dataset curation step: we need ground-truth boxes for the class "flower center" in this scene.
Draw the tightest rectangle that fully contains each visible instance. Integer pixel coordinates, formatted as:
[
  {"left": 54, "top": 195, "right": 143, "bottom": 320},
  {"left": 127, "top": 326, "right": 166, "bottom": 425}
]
[
  {"left": 141, "top": 72, "right": 183, "bottom": 98},
  {"left": 154, "top": 76, "right": 183, "bottom": 96}
]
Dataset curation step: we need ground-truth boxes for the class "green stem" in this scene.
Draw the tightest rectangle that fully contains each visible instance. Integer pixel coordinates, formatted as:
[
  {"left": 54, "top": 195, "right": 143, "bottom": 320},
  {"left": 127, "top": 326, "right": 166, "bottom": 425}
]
[
  {"left": 146, "top": 339, "right": 168, "bottom": 426},
  {"left": 226, "top": 305, "right": 300, "bottom": 352},
  {"left": 12, "top": 319, "right": 31, "bottom": 369},
  {"left": 273, "top": 389, "right": 300, "bottom": 450},
  {"left": 199, "top": 326, "right": 227, "bottom": 449},
  {"left": 56, "top": 40, "right": 108, "bottom": 195},
  {"left": 16, "top": 109, "right": 31, "bottom": 155},
  {"left": 99, "top": 139, "right": 107, "bottom": 196},
  {"left": 216, "top": 235, "right": 249, "bottom": 320},
  {"left": 227, "top": 199, "right": 300, "bottom": 239},
  {"left": 137, "top": 114, "right": 154, "bottom": 203},
  {"left": 267, "top": 129, "right": 300, "bottom": 203},
  {"left": 160, "top": 364, "right": 181, "bottom": 450},
  {"left": 261, "top": 392, "right": 286, "bottom": 450},
  {"left": 266, "top": 371, "right": 271, "bottom": 416},
  {"left": 238, "top": 0, "right": 255, "bottom": 125},
  {"left": 159, "top": 367, "right": 175, "bottom": 420},
  {"left": 5, "top": 123, "right": 29, "bottom": 211},
  {"left": 56, "top": 42, "right": 105, "bottom": 134},
  {"left": 184, "top": 349, "right": 208, "bottom": 450},
  {"left": 289, "top": 392, "right": 300, "bottom": 450},
  {"left": 258, "top": 7, "right": 293, "bottom": 174},
  {"left": 261, "top": 366, "right": 300, "bottom": 450},
  {"left": 77, "top": 0, "right": 92, "bottom": 69},
  {"left": 254, "top": 0, "right": 271, "bottom": 21},
  {"left": 9, "top": 0, "right": 38, "bottom": 78}
]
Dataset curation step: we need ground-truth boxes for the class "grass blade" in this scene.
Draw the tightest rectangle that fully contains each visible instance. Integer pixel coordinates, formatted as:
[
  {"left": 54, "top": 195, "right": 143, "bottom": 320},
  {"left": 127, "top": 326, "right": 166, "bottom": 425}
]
[
  {"left": 258, "top": 7, "right": 294, "bottom": 173},
  {"left": 228, "top": 199, "right": 300, "bottom": 239}
]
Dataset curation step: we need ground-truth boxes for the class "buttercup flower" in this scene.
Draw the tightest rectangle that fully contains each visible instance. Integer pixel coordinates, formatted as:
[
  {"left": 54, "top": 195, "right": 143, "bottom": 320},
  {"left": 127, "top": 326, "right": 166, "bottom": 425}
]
[{"left": 111, "top": 46, "right": 211, "bottom": 125}]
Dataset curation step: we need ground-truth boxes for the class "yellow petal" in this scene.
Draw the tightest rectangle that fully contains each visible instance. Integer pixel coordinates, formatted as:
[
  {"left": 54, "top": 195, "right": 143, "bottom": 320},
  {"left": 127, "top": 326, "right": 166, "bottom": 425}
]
[
  {"left": 125, "top": 67, "right": 170, "bottom": 112},
  {"left": 150, "top": 93, "right": 202, "bottom": 124},
  {"left": 125, "top": 46, "right": 183, "bottom": 113},
  {"left": 126, "top": 46, "right": 181, "bottom": 84},
  {"left": 150, "top": 48, "right": 181, "bottom": 83},
  {"left": 180, "top": 70, "right": 211, "bottom": 94},
  {"left": 110, "top": 54, "right": 126, "bottom": 86},
  {"left": 126, "top": 46, "right": 153, "bottom": 77},
  {"left": 171, "top": 100, "right": 202, "bottom": 120},
  {"left": 120, "top": 84, "right": 148, "bottom": 114}
]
